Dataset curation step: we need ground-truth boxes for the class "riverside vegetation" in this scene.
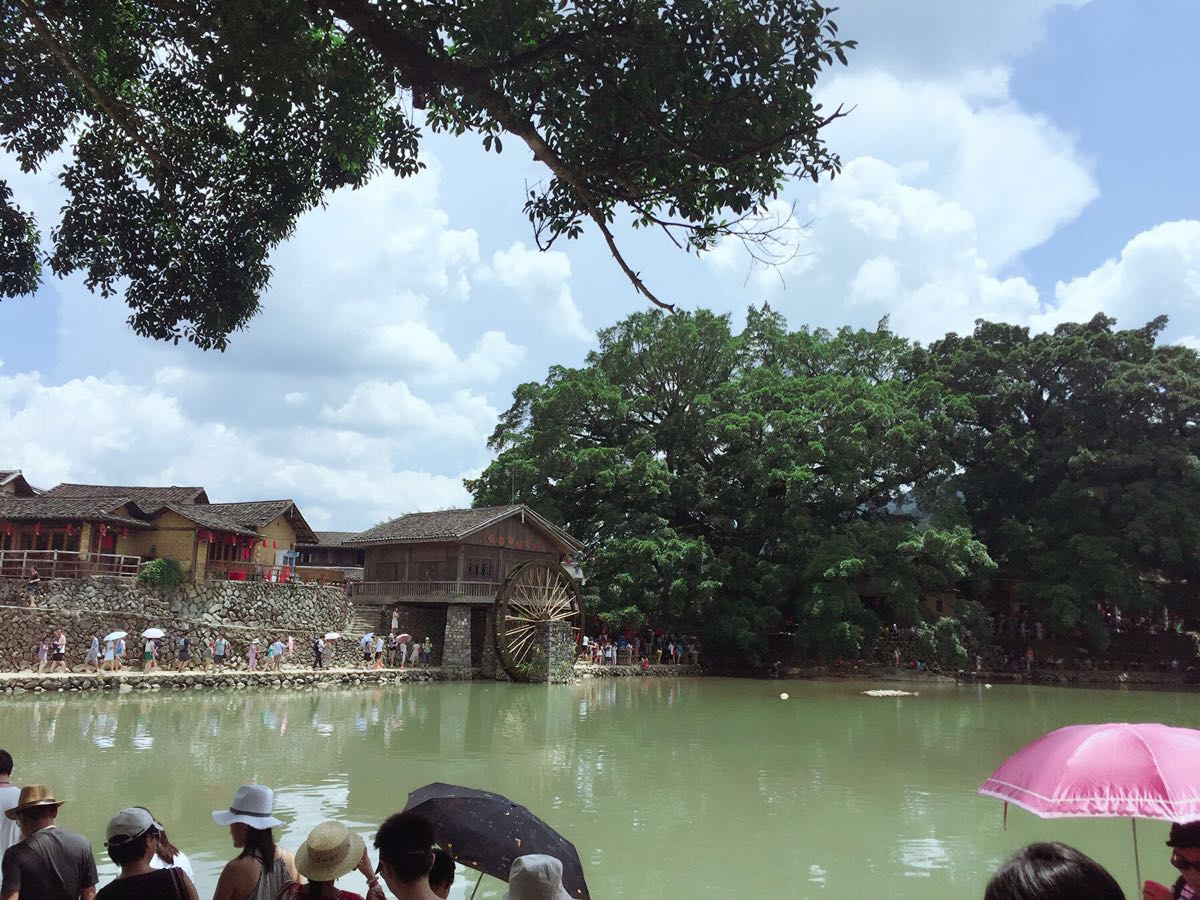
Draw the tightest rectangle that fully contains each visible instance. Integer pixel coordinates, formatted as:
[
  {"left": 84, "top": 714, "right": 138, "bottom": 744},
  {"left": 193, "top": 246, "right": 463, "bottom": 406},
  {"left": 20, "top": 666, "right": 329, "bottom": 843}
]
[{"left": 468, "top": 307, "right": 1200, "bottom": 670}]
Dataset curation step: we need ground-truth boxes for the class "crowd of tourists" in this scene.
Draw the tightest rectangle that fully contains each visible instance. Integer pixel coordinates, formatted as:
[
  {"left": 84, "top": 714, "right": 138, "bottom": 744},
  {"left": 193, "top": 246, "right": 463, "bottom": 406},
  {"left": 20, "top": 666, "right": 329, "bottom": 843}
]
[
  {"left": 579, "top": 629, "right": 700, "bottom": 666},
  {"left": 6, "top": 746, "right": 1200, "bottom": 897},
  {"left": 0, "top": 751, "right": 578, "bottom": 900},
  {"left": 22, "top": 629, "right": 435, "bottom": 675}
]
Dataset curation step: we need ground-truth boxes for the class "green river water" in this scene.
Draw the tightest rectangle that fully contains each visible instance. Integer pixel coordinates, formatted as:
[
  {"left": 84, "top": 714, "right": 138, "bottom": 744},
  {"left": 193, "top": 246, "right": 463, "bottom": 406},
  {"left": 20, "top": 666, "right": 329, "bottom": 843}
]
[{"left": 0, "top": 677, "right": 1194, "bottom": 898}]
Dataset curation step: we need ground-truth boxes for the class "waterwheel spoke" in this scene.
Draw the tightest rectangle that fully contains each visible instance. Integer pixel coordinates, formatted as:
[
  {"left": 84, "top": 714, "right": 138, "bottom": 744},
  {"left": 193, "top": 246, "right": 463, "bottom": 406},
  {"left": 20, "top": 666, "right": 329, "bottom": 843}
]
[
  {"left": 497, "top": 563, "right": 583, "bottom": 679},
  {"left": 506, "top": 627, "right": 538, "bottom": 664}
]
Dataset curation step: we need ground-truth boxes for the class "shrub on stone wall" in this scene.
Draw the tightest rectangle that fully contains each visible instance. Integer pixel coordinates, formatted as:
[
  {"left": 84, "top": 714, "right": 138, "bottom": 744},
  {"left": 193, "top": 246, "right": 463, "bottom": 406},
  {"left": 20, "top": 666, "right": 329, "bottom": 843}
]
[{"left": 137, "top": 558, "right": 186, "bottom": 588}]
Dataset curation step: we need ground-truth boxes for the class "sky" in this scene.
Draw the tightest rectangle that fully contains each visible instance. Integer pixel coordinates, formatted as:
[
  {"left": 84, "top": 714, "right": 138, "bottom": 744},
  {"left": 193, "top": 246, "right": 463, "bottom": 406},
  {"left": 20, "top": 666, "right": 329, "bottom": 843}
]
[{"left": 2, "top": 0, "right": 1199, "bottom": 530}]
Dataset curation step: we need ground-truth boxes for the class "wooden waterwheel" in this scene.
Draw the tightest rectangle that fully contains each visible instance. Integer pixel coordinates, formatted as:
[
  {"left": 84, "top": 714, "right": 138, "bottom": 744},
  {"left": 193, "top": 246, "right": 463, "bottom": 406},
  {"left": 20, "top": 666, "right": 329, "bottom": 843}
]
[{"left": 494, "top": 560, "right": 584, "bottom": 681}]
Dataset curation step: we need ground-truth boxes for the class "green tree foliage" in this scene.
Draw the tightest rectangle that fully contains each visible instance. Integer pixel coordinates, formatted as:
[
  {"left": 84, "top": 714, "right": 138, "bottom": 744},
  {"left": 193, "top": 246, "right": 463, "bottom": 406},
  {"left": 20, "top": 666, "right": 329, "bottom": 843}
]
[
  {"left": 924, "top": 314, "right": 1200, "bottom": 639},
  {"left": 1, "top": 0, "right": 854, "bottom": 347},
  {"left": 137, "top": 557, "right": 186, "bottom": 588},
  {"left": 468, "top": 308, "right": 995, "bottom": 664},
  {"left": 0, "top": 179, "right": 40, "bottom": 297}
]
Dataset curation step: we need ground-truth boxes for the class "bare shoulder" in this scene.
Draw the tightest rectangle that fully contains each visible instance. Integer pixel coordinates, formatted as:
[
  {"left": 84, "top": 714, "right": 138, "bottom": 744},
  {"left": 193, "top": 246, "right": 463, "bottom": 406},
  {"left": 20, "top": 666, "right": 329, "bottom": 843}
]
[
  {"left": 277, "top": 847, "right": 301, "bottom": 883},
  {"left": 213, "top": 856, "right": 259, "bottom": 900}
]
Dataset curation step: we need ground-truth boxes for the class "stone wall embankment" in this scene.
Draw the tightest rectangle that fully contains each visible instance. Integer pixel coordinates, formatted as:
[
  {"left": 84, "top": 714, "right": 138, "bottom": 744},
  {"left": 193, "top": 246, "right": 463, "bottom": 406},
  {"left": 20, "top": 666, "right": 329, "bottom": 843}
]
[
  {"left": 0, "top": 666, "right": 475, "bottom": 695},
  {"left": 574, "top": 663, "right": 703, "bottom": 678},
  {"left": 0, "top": 578, "right": 356, "bottom": 671}
]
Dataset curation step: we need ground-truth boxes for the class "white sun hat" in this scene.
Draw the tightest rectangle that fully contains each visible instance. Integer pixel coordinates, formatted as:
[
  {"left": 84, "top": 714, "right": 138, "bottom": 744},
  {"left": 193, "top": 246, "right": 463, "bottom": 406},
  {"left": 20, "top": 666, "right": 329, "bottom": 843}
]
[
  {"left": 212, "top": 784, "right": 284, "bottom": 829},
  {"left": 503, "top": 855, "right": 572, "bottom": 900}
]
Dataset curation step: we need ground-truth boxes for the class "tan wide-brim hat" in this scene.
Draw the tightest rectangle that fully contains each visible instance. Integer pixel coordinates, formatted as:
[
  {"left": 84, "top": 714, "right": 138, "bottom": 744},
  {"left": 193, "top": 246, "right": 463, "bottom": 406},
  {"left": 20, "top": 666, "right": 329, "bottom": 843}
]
[
  {"left": 294, "top": 820, "right": 364, "bottom": 883},
  {"left": 5, "top": 784, "right": 65, "bottom": 820}
]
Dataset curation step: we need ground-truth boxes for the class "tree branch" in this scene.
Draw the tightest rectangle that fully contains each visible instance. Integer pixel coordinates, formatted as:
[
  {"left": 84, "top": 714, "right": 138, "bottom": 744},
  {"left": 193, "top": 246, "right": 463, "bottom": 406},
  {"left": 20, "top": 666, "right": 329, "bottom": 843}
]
[
  {"left": 321, "top": 0, "right": 675, "bottom": 312},
  {"left": 16, "top": 0, "right": 174, "bottom": 182}
]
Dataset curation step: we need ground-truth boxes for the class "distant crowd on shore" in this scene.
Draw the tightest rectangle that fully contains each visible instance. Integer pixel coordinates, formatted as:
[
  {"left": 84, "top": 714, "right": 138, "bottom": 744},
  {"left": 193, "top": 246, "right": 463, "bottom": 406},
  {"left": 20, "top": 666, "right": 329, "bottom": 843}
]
[
  {"left": 580, "top": 629, "right": 700, "bottom": 667},
  {"left": 20, "top": 623, "right": 443, "bottom": 676},
  {"left": 0, "top": 751, "right": 577, "bottom": 900}
]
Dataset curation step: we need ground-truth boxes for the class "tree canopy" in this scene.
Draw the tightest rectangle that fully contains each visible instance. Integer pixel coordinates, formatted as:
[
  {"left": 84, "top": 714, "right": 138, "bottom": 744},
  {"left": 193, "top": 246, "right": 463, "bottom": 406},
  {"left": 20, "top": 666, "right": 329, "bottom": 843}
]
[
  {"left": 1, "top": 0, "right": 855, "bottom": 347},
  {"left": 924, "top": 315, "right": 1200, "bottom": 645},
  {"left": 469, "top": 308, "right": 1200, "bottom": 666}
]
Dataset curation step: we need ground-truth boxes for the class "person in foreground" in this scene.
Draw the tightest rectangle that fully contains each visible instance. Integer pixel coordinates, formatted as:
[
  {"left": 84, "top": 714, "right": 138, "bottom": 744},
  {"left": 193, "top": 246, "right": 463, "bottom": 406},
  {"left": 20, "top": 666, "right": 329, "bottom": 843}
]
[
  {"left": 282, "top": 820, "right": 384, "bottom": 900},
  {"left": 211, "top": 784, "right": 300, "bottom": 900},
  {"left": 1144, "top": 821, "right": 1200, "bottom": 900},
  {"left": 0, "top": 784, "right": 98, "bottom": 900},
  {"left": 138, "top": 808, "right": 193, "bottom": 884},
  {"left": 503, "top": 855, "right": 572, "bottom": 900},
  {"left": 0, "top": 752, "right": 20, "bottom": 859},
  {"left": 427, "top": 849, "right": 454, "bottom": 900},
  {"left": 97, "top": 808, "right": 197, "bottom": 900},
  {"left": 372, "top": 813, "right": 441, "bottom": 900},
  {"left": 985, "top": 842, "right": 1124, "bottom": 900}
]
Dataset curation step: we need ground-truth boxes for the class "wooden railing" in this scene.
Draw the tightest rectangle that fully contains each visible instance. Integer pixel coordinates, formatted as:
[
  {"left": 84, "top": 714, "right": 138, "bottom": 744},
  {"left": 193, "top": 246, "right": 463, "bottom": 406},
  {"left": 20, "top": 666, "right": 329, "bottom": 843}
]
[
  {"left": 350, "top": 580, "right": 500, "bottom": 603},
  {"left": 294, "top": 566, "right": 362, "bottom": 584},
  {"left": 203, "top": 560, "right": 300, "bottom": 583},
  {"left": 0, "top": 549, "right": 142, "bottom": 580}
]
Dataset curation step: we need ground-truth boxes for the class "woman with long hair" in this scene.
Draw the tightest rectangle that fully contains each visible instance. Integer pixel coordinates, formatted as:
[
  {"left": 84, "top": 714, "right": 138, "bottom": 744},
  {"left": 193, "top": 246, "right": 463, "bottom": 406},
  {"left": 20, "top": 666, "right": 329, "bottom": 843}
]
[
  {"left": 280, "top": 820, "right": 384, "bottom": 900},
  {"left": 135, "top": 807, "right": 195, "bottom": 885},
  {"left": 211, "top": 784, "right": 300, "bottom": 900},
  {"left": 97, "top": 807, "right": 199, "bottom": 900}
]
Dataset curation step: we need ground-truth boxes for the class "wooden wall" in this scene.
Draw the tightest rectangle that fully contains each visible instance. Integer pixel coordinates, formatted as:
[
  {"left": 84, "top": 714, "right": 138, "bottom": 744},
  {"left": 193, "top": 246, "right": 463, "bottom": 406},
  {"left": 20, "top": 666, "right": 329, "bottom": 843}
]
[{"left": 363, "top": 516, "right": 565, "bottom": 583}]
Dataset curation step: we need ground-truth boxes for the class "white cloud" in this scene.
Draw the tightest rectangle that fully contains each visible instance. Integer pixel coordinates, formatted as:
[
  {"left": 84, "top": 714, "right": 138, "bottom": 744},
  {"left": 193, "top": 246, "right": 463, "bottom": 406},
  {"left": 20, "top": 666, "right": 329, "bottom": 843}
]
[
  {"left": 703, "top": 63, "right": 1096, "bottom": 343},
  {"left": 814, "top": 70, "right": 1097, "bottom": 268},
  {"left": 321, "top": 380, "right": 498, "bottom": 443},
  {"left": 1034, "top": 220, "right": 1200, "bottom": 339},
  {"left": 832, "top": 0, "right": 1090, "bottom": 79},
  {"left": 487, "top": 242, "right": 591, "bottom": 340},
  {"left": 0, "top": 370, "right": 473, "bottom": 528}
]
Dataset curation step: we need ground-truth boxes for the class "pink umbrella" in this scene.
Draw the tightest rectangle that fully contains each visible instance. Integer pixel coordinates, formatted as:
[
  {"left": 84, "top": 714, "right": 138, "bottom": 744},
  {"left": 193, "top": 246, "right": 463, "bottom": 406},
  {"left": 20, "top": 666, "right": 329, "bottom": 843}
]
[{"left": 978, "top": 722, "right": 1200, "bottom": 887}]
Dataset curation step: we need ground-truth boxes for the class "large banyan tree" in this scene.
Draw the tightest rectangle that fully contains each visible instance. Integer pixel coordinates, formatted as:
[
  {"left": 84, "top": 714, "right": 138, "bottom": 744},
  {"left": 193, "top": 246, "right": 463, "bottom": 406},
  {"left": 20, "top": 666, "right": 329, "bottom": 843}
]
[{"left": 1, "top": 0, "right": 855, "bottom": 347}]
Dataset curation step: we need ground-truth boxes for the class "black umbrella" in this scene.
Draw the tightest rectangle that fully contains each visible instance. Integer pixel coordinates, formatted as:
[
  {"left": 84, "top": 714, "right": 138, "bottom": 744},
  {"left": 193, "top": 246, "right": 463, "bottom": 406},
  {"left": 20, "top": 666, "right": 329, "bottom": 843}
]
[{"left": 403, "top": 782, "right": 590, "bottom": 899}]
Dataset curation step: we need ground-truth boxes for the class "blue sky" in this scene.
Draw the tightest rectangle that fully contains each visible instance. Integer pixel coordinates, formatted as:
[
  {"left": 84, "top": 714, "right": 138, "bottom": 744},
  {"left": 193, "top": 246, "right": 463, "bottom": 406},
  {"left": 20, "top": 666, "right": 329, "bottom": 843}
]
[{"left": 2, "top": 0, "right": 1199, "bottom": 529}]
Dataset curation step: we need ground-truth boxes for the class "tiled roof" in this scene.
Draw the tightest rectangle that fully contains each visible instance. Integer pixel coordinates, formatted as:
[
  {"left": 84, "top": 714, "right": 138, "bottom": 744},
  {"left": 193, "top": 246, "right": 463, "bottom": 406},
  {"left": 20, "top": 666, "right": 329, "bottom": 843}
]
[
  {"left": 298, "top": 531, "right": 360, "bottom": 548},
  {"left": 348, "top": 505, "right": 581, "bottom": 551},
  {"left": 46, "top": 483, "right": 209, "bottom": 504},
  {"left": 160, "top": 503, "right": 259, "bottom": 538},
  {"left": 201, "top": 501, "right": 318, "bottom": 544},
  {"left": 0, "top": 496, "right": 151, "bottom": 528}
]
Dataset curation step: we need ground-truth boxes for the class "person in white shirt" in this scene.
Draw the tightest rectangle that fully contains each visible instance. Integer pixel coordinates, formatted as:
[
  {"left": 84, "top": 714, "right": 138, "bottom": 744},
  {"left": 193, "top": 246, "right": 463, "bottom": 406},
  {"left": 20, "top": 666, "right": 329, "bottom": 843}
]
[
  {"left": 0, "top": 751, "right": 20, "bottom": 858},
  {"left": 140, "top": 807, "right": 196, "bottom": 884}
]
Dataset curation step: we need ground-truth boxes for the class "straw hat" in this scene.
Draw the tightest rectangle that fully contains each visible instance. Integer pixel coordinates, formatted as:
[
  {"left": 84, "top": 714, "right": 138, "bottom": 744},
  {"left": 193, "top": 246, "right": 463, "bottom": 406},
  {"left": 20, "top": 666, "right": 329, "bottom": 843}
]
[
  {"left": 294, "top": 821, "right": 364, "bottom": 883},
  {"left": 5, "top": 784, "right": 65, "bottom": 820},
  {"left": 211, "top": 784, "right": 283, "bottom": 829}
]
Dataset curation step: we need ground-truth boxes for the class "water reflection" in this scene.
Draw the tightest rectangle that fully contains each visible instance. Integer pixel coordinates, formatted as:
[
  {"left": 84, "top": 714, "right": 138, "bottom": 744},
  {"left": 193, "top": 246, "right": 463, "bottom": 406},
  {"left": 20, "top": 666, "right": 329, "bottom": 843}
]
[{"left": 2, "top": 679, "right": 1197, "bottom": 898}]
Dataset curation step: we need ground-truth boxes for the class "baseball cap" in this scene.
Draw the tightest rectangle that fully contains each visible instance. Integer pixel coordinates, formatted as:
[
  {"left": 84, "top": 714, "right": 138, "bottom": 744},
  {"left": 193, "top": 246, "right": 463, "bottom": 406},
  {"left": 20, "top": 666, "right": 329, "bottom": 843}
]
[{"left": 105, "top": 808, "right": 157, "bottom": 846}]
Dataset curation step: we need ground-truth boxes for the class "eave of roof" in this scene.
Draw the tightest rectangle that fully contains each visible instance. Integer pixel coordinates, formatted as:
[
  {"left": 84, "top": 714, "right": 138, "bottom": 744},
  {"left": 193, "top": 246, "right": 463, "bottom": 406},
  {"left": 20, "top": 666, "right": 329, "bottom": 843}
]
[
  {"left": 199, "top": 500, "right": 318, "bottom": 544},
  {"left": 0, "top": 496, "right": 152, "bottom": 528},
  {"left": 159, "top": 503, "right": 260, "bottom": 538},
  {"left": 347, "top": 504, "right": 582, "bottom": 552}
]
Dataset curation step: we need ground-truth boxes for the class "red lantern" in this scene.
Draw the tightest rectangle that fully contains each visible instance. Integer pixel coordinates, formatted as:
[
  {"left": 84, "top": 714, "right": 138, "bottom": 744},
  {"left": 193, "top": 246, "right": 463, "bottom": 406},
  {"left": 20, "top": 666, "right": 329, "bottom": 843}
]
[
  {"left": 3, "top": 522, "right": 13, "bottom": 535},
  {"left": 33, "top": 523, "right": 43, "bottom": 536},
  {"left": 273, "top": 541, "right": 278, "bottom": 550},
  {"left": 120, "top": 527, "right": 129, "bottom": 538},
  {"left": 98, "top": 525, "right": 107, "bottom": 537},
  {"left": 261, "top": 539, "right": 267, "bottom": 548}
]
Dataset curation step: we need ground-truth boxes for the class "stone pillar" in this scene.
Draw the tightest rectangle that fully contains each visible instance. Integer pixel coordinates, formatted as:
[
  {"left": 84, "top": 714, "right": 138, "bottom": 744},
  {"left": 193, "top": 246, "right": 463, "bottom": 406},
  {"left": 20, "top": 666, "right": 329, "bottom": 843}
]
[
  {"left": 528, "top": 620, "right": 575, "bottom": 683},
  {"left": 481, "top": 605, "right": 499, "bottom": 678},
  {"left": 442, "top": 604, "right": 472, "bottom": 670}
]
